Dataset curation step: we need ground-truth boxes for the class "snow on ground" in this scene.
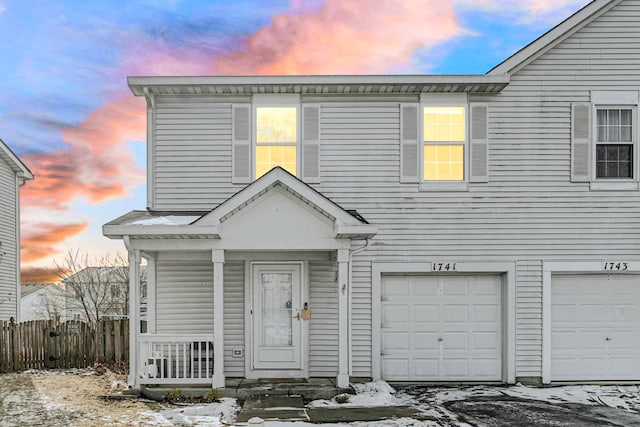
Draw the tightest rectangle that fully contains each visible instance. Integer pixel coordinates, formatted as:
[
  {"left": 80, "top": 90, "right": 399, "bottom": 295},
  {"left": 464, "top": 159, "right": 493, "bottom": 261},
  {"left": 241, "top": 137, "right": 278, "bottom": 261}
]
[
  {"left": 136, "top": 398, "right": 239, "bottom": 426},
  {"left": 308, "top": 380, "right": 413, "bottom": 408}
]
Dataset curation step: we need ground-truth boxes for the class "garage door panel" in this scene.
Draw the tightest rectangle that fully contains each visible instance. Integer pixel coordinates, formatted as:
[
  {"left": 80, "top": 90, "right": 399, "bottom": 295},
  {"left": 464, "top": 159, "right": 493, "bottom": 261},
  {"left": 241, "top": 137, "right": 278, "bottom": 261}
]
[
  {"left": 382, "top": 331, "right": 409, "bottom": 352},
  {"left": 414, "top": 305, "right": 439, "bottom": 323},
  {"left": 382, "top": 358, "right": 409, "bottom": 379},
  {"left": 382, "top": 304, "right": 409, "bottom": 327},
  {"left": 443, "top": 305, "right": 469, "bottom": 322},
  {"left": 551, "top": 274, "right": 640, "bottom": 381},
  {"left": 413, "top": 359, "right": 439, "bottom": 377},
  {"left": 381, "top": 274, "right": 502, "bottom": 382},
  {"left": 414, "top": 332, "right": 439, "bottom": 349},
  {"left": 473, "top": 332, "right": 500, "bottom": 350}
]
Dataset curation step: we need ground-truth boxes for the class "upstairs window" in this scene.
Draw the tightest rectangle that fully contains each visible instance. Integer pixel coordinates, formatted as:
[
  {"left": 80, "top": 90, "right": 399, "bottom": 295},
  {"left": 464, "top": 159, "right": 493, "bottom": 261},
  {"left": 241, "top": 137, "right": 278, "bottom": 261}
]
[
  {"left": 595, "top": 107, "right": 634, "bottom": 179},
  {"left": 423, "top": 106, "right": 466, "bottom": 181},
  {"left": 255, "top": 107, "right": 298, "bottom": 178}
]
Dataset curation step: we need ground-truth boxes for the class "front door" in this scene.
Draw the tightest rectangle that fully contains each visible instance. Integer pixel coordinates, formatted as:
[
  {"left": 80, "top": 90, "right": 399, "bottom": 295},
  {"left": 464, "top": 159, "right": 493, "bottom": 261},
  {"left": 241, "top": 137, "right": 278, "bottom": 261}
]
[{"left": 252, "top": 263, "right": 303, "bottom": 372}]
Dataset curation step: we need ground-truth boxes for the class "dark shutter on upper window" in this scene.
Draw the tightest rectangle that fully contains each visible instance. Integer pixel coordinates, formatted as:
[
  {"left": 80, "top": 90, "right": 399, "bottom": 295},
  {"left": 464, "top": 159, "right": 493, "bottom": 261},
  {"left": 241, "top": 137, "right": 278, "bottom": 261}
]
[
  {"left": 232, "top": 105, "right": 251, "bottom": 184},
  {"left": 400, "top": 104, "right": 420, "bottom": 183},
  {"left": 469, "top": 103, "right": 489, "bottom": 183},
  {"left": 302, "top": 104, "right": 321, "bottom": 183},
  {"left": 571, "top": 102, "right": 591, "bottom": 182}
]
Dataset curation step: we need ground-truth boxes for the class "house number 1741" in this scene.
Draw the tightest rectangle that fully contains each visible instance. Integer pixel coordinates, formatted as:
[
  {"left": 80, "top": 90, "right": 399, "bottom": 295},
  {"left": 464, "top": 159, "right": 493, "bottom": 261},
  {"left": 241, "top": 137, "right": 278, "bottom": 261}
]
[{"left": 431, "top": 262, "right": 457, "bottom": 272}]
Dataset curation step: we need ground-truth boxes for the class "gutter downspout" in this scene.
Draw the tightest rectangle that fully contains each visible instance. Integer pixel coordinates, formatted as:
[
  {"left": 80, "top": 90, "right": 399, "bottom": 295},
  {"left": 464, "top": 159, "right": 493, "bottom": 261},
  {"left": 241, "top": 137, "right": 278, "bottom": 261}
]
[{"left": 348, "top": 237, "right": 370, "bottom": 377}]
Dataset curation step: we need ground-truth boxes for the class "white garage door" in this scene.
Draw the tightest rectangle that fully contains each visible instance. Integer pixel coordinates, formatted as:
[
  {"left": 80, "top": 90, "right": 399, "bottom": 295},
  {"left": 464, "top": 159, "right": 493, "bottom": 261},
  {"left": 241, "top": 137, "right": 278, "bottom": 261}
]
[
  {"left": 381, "top": 275, "right": 502, "bottom": 381},
  {"left": 551, "top": 274, "right": 640, "bottom": 381}
]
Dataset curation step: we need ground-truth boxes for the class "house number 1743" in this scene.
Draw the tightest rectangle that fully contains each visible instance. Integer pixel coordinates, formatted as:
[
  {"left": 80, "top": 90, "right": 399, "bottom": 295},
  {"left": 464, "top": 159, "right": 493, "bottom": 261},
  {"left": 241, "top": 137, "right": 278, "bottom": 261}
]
[
  {"left": 431, "top": 262, "right": 457, "bottom": 272},
  {"left": 602, "top": 262, "right": 628, "bottom": 271}
]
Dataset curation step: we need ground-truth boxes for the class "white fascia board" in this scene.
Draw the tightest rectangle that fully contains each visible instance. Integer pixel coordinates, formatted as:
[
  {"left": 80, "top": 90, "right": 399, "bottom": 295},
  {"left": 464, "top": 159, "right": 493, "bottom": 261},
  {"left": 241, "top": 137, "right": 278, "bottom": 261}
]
[
  {"left": 335, "top": 224, "right": 378, "bottom": 239},
  {"left": 489, "top": 0, "right": 619, "bottom": 75},
  {"left": 196, "top": 168, "right": 362, "bottom": 227},
  {"left": 102, "top": 224, "right": 219, "bottom": 239},
  {"left": 128, "top": 74, "right": 511, "bottom": 95},
  {"left": 0, "top": 139, "right": 33, "bottom": 180}
]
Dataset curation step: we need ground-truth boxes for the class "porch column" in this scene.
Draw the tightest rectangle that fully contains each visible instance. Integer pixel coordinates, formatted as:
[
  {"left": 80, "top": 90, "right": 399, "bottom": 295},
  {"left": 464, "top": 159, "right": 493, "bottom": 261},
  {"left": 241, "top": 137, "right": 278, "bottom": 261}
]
[
  {"left": 127, "top": 243, "right": 141, "bottom": 387},
  {"left": 337, "top": 249, "right": 349, "bottom": 388},
  {"left": 212, "top": 249, "right": 225, "bottom": 388},
  {"left": 141, "top": 252, "right": 156, "bottom": 334}
]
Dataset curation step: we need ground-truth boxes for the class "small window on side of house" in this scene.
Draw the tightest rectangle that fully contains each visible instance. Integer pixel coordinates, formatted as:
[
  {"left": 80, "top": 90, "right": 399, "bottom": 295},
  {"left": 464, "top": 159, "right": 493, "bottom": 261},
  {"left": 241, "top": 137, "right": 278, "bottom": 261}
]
[
  {"left": 255, "top": 106, "right": 298, "bottom": 178},
  {"left": 595, "top": 107, "right": 634, "bottom": 179},
  {"left": 423, "top": 106, "right": 466, "bottom": 182}
]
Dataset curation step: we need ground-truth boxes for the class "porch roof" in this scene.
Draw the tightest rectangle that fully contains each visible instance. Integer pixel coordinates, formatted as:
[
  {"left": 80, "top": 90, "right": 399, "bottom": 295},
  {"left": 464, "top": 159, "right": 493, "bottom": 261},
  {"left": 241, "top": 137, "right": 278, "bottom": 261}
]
[{"left": 103, "top": 168, "right": 377, "bottom": 241}]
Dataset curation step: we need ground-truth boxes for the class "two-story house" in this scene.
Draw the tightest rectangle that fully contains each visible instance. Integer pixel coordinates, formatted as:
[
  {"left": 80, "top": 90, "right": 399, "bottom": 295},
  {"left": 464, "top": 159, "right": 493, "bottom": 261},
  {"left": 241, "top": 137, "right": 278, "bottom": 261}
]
[
  {"left": 0, "top": 138, "right": 33, "bottom": 322},
  {"left": 104, "top": 0, "right": 640, "bottom": 389}
]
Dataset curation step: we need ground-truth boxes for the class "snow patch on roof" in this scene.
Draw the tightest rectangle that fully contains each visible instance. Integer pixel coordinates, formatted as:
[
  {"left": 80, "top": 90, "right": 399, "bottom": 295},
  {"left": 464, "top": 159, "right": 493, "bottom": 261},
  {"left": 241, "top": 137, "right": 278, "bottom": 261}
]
[{"left": 128, "top": 215, "right": 201, "bottom": 226}]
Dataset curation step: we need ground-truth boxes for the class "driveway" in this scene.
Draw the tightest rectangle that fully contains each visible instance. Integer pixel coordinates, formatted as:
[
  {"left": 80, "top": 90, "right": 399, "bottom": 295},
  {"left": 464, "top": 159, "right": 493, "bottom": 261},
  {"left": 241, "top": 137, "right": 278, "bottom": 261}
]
[{"left": 398, "top": 384, "right": 640, "bottom": 427}]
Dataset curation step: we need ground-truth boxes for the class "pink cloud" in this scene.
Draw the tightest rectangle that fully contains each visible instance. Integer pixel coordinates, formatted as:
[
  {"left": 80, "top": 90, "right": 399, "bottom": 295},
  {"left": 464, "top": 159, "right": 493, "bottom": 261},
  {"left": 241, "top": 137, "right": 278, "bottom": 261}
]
[
  {"left": 21, "top": 222, "right": 89, "bottom": 264},
  {"left": 21, "top": 97, "right": 146, "bottom": 210},
  {"left": 211, "top": 0, "right": 462, "bottom": 75}
]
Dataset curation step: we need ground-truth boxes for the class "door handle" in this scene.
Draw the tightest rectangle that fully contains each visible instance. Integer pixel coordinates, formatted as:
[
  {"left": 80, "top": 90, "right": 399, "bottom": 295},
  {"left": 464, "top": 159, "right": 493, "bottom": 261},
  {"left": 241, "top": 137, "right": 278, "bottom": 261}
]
[{"left": 293, "top": 312, "right": 300, "bottom": 320}]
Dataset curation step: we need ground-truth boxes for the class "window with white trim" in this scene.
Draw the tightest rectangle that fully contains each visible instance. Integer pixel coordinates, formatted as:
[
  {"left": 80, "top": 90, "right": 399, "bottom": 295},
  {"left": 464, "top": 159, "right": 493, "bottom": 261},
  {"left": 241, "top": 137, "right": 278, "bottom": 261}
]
[
  {"left": 232, "top": 100, "right": 320, "bottom": 183},
  {"left": 255, "top": 106, "right": 298, "bottom": 178},
  {"left": 595, "top": 107, "right": 634, "bottom": 179},
  {"left": 423, "top": 106, "right": 466, "bottom": 181}
]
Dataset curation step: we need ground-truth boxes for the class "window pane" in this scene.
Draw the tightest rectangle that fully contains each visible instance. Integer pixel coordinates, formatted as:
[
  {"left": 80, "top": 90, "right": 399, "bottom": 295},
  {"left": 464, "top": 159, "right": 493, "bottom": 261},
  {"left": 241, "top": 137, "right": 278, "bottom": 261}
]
[
  {"left": 595, "top": 144, "right": 633, "bottom": 179},
  {"left": 423, "top": 144, "right": 464, "bottom": 181},
  {"left": 621, "top": 109, "right": 632, "bottom": 126},
  {"left": 597, "top": 109, "right": 607, "bottom": 126},
  {"left": 256, "top": 107, "right": 297, "bottom": 143},
  {"left": 256, "top": 146, "right": 297, "bottom": 178},
  {"left": 423, "top": 107, "right": 465, "bottom": 142}
]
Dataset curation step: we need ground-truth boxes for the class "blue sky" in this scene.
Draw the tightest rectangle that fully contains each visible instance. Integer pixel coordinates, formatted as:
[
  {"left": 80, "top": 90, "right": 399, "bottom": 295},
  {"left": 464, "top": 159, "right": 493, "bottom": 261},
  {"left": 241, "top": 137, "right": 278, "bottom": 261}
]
[{"left": 0, "top": 0, "right": 590, "bottom": 282}]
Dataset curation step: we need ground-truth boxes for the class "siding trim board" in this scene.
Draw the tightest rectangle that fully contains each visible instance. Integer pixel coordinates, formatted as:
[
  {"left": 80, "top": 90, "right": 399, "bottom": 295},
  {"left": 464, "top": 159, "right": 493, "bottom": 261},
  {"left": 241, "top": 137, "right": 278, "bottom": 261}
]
[
  {"left": 542, "top": 260, "right": 640, "bottom": 384},
  {"left": 371, "top": 262, "right": 516, "bottom": 383}
]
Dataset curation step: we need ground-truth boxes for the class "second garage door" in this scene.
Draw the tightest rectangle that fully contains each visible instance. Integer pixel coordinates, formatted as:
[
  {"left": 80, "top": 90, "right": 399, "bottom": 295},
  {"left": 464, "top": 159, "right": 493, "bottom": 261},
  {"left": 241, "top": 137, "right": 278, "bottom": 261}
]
[
  {"left": 551, "top": 274, "right": 640, "bottom": 381},
  {"left": 381, "top": 274, "right": 502, "bottom": 381}
]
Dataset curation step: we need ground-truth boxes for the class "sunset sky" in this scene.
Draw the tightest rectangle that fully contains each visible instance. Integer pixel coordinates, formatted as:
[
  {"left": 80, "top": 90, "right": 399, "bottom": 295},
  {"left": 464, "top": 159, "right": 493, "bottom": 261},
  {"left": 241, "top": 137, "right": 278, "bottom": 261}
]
[{"left": 1, "top": 0, "right": 590, "bottom": 283}]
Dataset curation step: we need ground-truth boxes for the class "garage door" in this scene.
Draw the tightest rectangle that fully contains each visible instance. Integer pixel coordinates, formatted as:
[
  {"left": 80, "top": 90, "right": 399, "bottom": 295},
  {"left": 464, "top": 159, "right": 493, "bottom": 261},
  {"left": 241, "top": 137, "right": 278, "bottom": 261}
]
[
  {"left": 381, "top": 275, "right": 502, "bottom": 381},
  {"left": 551, "top": 274, "right": 640, "bottom": 381}
]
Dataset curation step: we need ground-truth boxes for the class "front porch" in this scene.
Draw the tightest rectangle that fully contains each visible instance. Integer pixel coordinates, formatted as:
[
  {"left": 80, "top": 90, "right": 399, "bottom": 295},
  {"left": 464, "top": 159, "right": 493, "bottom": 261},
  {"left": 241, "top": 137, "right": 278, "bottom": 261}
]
[{"left": 103, "top": 168, "right": 377, "bottom": 390}]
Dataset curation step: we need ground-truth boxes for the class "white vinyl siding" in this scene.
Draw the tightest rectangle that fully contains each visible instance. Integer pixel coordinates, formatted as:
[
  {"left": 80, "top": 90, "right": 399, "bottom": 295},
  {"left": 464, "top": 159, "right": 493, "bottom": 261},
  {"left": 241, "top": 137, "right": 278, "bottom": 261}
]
[
  {"left": 153, "top": 97, "right": 234, "bottom": 210},
  {"left": 155, "top": 256, "right": 214, "bottom": 334},
  {"left": 224, "top": 260, "right": 245, "bottom": 377},
  {"left": 308, "top": 260, "right": 338, "bottom": 376},
  {"left": 516, "top": 260, "right": 543, "bottom": 377},
  {"left": 0, "top": 159, "right": 17, "bottom": 321}
]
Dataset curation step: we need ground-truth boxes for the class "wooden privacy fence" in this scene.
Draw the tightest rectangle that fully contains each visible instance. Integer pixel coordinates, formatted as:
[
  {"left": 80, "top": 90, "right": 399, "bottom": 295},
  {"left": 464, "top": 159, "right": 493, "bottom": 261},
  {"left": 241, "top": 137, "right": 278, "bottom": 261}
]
[{"left": 0, "top": 319, "right": 129, "bottom": 372}]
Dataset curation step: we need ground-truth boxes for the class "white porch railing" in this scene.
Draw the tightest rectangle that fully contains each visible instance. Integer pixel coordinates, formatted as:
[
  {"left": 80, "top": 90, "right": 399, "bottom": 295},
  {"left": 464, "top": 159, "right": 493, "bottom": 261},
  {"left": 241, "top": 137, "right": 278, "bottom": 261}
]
[{"left": 139, "top": 334, "right": 215, "bottom": 385}]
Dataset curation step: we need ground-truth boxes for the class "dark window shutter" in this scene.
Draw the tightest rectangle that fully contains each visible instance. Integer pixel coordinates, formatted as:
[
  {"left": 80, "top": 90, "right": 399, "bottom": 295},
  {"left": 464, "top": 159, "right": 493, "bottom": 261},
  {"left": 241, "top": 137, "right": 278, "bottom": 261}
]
[
  {"left": 400, "top": 104, "right": 420, "bottom": 183},
  {"left": 571, "top": 103, "right": 591, "bottom": 182},
  {"left": 469, "top": 103, "right": 489, "bottom": 183},
  {"left": 302, "top": 105, "right": 321, "bottom": 183},
  {"left": 232, "top": 105, "right": 251, "bottom": 184}
]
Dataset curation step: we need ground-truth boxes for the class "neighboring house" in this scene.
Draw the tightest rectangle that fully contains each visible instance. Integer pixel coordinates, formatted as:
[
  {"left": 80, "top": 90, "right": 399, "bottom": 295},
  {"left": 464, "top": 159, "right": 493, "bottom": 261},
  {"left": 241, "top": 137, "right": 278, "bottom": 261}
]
[
  {"left": 0, "top": 138, "right": 33, "bottom": 322},
  {"left": 20, "top": 283, "right": 65, "bottom": 321},
  {"left": 63, "top": 266, "right": 147, "bottom": 324},
  {"left": 104, "top": 0, "right": 640, "bottom": 388}
]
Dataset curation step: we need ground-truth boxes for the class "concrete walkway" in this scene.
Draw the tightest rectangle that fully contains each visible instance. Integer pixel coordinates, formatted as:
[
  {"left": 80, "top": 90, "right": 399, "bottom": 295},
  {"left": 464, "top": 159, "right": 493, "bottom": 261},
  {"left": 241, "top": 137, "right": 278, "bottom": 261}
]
[{"left": 235, "top": 394, "right": 435, "bottom": 423}]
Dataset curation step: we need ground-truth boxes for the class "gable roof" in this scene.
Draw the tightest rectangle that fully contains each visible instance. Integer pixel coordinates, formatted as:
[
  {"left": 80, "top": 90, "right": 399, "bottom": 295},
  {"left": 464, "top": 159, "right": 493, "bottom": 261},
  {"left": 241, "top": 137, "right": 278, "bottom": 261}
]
[
  {"left": 488, "top": 0, "right": 620, "bottom": 75},
  {"left": 21, "top": 283, "right": 58, "bottom": 297},
  {"left": 0, "top": 138, "right": 33, "bottom": 180},
  {"left": 194, "top": 167, "right": 377, "bottom": 239},
  {"left": 103, "top": 167, "right": 377, "bottom": 240}
]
